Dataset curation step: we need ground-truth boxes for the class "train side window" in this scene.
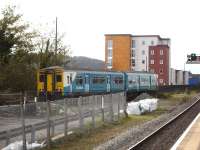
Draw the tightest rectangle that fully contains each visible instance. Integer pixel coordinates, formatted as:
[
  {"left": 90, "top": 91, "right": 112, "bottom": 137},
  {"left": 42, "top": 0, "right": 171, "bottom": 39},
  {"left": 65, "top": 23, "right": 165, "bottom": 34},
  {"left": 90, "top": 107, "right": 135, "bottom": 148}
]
[
  {"left": 76, "top": 76, "right": 83, "bottom": 85},
  {"left": 113, "top": 77, "right": 123, "bottom": 84},
  {"left": 56, "top": 75, "right": 62, "bottom": 82},
  {"left": 93, "top": 76, "right": 105, "bottom": 84},
  {"left": 39, "top": 74, "right": 45, "bottom": 82}
]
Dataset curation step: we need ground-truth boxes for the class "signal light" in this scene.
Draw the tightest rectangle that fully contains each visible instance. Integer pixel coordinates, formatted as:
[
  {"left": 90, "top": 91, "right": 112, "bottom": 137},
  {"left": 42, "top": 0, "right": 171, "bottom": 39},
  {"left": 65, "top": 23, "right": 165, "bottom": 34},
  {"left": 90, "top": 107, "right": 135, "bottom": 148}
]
[{"left": 191, "top": 53, "right": 197, "bottom": 61}]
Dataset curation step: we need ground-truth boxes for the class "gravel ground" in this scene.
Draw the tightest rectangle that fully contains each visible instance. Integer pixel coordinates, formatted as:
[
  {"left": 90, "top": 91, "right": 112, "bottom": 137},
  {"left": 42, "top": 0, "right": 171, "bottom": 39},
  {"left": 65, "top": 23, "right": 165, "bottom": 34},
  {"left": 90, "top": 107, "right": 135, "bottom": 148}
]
[{"left": 95, "top": 94, "right": 200, "bottom": 150}]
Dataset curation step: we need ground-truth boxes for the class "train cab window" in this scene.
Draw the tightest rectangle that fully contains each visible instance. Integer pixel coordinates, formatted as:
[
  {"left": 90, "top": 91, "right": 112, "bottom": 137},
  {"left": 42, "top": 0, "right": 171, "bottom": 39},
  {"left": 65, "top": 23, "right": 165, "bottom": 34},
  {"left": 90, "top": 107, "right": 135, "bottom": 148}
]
[
  {"left": 39, "top": 74, "right": 45, "bottom": 82},
  {"left": 76, "top": 76, "right": 83, "bottom": 85},
  {"left": 67, "top": 76, "right": 70, "bottom": 84},
  {"left": 56, "top": 75, "right": 62, "bottom": 82}
]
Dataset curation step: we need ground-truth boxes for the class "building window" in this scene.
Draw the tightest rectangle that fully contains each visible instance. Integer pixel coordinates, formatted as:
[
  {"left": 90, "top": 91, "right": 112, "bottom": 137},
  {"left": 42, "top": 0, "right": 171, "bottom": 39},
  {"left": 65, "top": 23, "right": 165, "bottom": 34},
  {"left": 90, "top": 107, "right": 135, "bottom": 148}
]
[
  {"left": 150, "top": 50, "right": 154, "bottom": 55},
  {"left": 107, "top": 40, "right": 113, "bottom": 49},
  {"left": 107, "top": 40, "right": 113, "bottom": 58},
  {"left": 108, "top": 49, "right": 112, "bottom": 57},
  {"left": 107, "top": 58, "right": 112, "bottom": 66},
  {"left": 132, "top": 59, "right": 135, "bottom": 66},
  {"left": 142, "top": 50, "right": 145, "bottom": 55},
  {"left": 131, "top": 49, "right": 135, "bottom": 57},
  {"left": 159, "top": 69, "right": 163, "bottom": 74},
  {"left": 150, "top": 59, "right": 154, "bottom": 64},
  {"left": 151, "top": 41, "right": 154, "bottom": 45},
  {"left": 160, "top": 59, "right": 163, "bottom": 64},
  {"left": 142, "top": 41, "right": 145, "bottom": 45},
  {"left": 159, "top": 79, "right": 163, "bottom": 84},
  {"left": 142, "top": 60, "right": 145, "bottom": 64},
  {"left": 160, "top": 49, "right": 164, "bottom": 55},
  {"left": 132, "top": 40, "right": 136, "bottom": 48}
]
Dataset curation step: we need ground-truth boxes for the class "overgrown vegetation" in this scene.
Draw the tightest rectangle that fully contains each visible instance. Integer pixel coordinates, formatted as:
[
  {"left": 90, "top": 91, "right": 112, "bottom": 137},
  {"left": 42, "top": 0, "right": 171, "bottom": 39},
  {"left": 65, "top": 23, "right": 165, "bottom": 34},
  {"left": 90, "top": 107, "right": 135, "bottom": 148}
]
[{"left": 0, "top": 6, "right": 70, "bottom": 92}]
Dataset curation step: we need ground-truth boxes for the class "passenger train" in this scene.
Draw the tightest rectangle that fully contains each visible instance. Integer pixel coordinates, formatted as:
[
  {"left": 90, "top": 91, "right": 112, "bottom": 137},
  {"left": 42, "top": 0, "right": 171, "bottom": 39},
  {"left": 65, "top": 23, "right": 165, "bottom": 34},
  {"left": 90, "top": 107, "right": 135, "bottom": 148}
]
[{"left": 37, "top": 66, "right": 158, "bottom": 96}]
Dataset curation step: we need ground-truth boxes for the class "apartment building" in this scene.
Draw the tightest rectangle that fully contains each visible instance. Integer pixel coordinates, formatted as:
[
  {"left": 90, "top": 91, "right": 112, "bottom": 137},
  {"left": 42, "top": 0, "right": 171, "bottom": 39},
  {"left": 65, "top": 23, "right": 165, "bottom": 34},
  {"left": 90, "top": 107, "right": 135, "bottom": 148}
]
[
  {"left": 149, "top": 45, "right": 170, "bottom": 85},
  {"left": 105, "top": 34, "right": 171, "bottom": 85}
]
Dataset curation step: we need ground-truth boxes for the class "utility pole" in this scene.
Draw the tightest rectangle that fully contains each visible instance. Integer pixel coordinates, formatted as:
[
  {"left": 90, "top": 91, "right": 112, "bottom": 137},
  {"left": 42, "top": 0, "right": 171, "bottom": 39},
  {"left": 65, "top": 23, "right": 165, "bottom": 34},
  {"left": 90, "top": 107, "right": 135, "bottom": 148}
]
[{"left": 55, "top": 17, "right": 58, "bottom": 64}]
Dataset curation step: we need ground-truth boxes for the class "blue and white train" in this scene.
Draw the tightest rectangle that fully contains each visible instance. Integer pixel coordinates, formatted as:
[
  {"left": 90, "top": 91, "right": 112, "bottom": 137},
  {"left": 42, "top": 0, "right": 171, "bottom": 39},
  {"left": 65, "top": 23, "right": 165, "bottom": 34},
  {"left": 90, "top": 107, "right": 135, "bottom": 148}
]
[{"left": 37, "top": 66, "right": 158, "bottom": 96}]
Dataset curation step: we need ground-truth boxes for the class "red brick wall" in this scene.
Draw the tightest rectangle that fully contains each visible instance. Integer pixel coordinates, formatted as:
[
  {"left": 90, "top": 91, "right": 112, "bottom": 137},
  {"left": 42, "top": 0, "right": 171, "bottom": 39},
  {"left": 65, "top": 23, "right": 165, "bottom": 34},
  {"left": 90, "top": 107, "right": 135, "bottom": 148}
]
[{"left": 149, "top": 45, "right": 169, "bottom": 86}]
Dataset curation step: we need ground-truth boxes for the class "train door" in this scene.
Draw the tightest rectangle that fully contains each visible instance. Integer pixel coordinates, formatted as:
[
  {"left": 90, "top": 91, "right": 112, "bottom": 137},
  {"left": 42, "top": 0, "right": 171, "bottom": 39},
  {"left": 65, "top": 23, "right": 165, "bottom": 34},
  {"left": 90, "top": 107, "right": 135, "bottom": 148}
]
[
  {"left": 64, "top": 72, "right": 73, "bottom": 94},
  {"left": 69, "top": 73, "right": 73, "bottom": 93},
  {"left": 85, "top": 74, "right": 89, "bottom": 92},
  {"left": 47, "top": 74, "right": 53, "bottom": 92},
  {"left": 107, "top": 75, "right": 111, "bottom": 92},
  {"left": 149, "top": 76, "right": 151, "bottom": 89}
]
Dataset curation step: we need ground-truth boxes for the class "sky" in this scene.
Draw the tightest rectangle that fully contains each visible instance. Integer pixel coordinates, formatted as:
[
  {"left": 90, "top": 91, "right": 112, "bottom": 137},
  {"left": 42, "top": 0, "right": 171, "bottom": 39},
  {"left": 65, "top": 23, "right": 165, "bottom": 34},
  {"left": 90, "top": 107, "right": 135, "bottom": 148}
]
[{"left": 1, "top": 0, "right": 200, "bottom": 73}]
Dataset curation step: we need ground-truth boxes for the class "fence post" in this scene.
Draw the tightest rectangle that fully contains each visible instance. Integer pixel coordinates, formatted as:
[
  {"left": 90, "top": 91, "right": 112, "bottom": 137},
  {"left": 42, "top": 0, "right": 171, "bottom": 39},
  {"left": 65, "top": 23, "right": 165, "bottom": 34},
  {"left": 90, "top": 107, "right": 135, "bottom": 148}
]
[
  {"left": 91, "top": 96, "right": 95, "bottom": 128},
  {"left": 117, "top": 93, "right": 120, "bottom": 121},
  {"left": 51, "top": 120, "right": 55, "bottom": 137},
  {"left": 101, "top": 95, "right": 105, "bottom": 122},
  {"left": 123, "top": 91, "right": 128, "bottom": 118},
  {"left": 21, "top": 92, "right": 27, "bottom": 150},
  {"left": 109, "top": 94, "right": 114, "bottom": 122},
  {"left": 64, "top": 98, "right": 68, "bottom": 136},
  {"left": 78, "top": 97, "right": 84, "bottom": 132},
  {"left": 6, "top": 130, "right": 10, "bottom": 146},
  {"left": 31, "top": 125, "right": 35, "bottom": 143},
  {"left": 46, "top": 92, "right": 51, "bottom": 148}
]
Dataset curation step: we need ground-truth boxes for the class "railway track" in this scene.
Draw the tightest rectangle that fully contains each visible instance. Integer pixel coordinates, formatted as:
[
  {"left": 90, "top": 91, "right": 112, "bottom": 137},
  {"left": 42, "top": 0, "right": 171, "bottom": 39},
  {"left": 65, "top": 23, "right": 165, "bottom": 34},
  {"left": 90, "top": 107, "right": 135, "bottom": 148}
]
[{"left": 128, "top": 94, "right": 200, "bottom": 150}]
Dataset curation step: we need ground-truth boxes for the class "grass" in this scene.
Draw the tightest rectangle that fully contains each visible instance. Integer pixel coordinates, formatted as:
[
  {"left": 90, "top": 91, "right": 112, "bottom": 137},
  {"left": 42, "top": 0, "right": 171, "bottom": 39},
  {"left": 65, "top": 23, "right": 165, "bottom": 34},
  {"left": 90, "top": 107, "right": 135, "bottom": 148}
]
[
  {"left": 42, "top": 90, "right": 198, "bottom": 150},
  {"left": 158, "top": 90, "right": 198, "bottom": 103},
  {"left": 42, "top": 115, "right": 159, "bottom": 150}
]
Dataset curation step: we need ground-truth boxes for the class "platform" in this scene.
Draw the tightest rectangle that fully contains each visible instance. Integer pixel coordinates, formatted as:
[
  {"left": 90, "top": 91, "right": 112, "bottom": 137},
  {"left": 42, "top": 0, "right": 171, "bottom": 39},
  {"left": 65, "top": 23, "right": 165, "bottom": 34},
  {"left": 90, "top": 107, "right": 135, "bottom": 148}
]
[{"left": 171, "top": 113, "right": 200, "bottom": 150}]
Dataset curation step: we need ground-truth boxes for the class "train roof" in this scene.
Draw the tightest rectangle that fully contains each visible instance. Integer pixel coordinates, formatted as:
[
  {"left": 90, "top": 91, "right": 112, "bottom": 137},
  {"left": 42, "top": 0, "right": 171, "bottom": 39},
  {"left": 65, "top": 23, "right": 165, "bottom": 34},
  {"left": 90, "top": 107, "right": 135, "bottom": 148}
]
[
  {"left": 39, "top": 66, "right": 157, "bottom": 75},
  {"left": 125, "top": 71, "right": 157, "bottom": 75},
  {"left": 40, "top": 66, "right": 64, "bottom": 71}
]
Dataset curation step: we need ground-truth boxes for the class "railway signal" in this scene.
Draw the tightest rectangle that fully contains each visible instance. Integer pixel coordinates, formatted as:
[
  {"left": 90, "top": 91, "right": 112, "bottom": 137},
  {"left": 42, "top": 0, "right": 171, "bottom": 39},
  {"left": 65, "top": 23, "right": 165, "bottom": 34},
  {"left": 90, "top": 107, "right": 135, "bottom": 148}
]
[{"left": 186, "top": 53, "right": 200, "bottom": 64}]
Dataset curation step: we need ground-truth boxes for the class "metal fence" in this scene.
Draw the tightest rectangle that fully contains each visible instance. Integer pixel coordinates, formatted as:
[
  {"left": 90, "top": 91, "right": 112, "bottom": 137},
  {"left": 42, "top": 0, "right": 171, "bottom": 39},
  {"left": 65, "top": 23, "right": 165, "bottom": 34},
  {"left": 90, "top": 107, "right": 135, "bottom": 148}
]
[{"left": 0, "top": 92, "right": 126, "bottom": 149}]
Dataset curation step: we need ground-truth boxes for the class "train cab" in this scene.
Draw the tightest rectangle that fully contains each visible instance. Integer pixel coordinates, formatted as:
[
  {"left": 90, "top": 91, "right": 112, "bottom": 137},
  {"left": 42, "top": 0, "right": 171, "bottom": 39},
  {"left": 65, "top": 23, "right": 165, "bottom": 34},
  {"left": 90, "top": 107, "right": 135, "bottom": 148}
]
[{"left": 37, "top": 66, "right": 64, "bottom": 96}]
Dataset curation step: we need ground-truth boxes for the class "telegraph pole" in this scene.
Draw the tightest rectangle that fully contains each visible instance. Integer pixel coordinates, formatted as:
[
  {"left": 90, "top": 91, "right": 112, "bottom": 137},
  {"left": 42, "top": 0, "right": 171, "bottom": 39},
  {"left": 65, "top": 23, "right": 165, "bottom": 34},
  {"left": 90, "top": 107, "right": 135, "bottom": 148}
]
[{"left": 55, "top": 17, "right": 58, "bottom": 64}]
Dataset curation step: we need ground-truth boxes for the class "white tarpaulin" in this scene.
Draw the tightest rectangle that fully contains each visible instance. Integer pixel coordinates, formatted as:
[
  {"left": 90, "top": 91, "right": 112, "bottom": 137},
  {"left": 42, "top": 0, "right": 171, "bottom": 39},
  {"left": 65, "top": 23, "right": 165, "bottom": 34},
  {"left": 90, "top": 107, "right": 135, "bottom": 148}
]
[
  {"left": 127, "top": 101, "right": 141, "bottom": 115},
  {"left": 127, "top": 98, "right": 158, "bottom": 115},
  {"left": 2, "top": 141, "right": 44, "bottom": 150}
]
